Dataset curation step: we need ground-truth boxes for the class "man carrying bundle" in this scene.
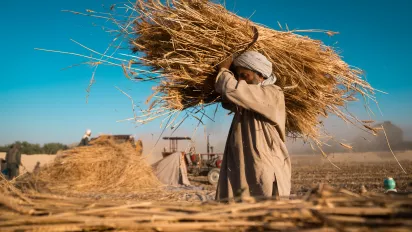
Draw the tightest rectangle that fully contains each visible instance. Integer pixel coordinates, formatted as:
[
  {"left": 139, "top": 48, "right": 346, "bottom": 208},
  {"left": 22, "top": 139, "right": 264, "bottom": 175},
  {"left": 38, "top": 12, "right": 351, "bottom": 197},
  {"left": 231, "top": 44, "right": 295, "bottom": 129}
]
[{"left": 215, "top": 51, "right": 291, "bottom": 201}]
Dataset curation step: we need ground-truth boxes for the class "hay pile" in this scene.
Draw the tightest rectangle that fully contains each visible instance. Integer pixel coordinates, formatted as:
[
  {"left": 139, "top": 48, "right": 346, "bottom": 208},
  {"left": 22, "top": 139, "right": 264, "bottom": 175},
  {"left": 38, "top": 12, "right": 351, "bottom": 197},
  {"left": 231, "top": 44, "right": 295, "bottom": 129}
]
[
  {"left": 28, "top": 136, "right": 160, "bottom": 194},
  {"left": 1, "top": 183, "right": 412, "bottom": 231},
  {"left": 108, "top": 0, "right": 375, "bottom": 143}
]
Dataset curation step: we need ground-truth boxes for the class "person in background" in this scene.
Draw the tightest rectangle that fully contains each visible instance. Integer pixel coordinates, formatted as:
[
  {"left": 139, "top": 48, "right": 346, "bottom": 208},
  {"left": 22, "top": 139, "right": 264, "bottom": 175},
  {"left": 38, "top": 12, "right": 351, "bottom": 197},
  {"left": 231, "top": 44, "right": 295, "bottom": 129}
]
[
  {"left": 0, "top": 158, "right": 7, "bottom": 176},
  {"left": 78, "top": 129, "right": 92, "bottom": 146},
  {"left": 33, "top": 161, "right": 41, "bottom": 174},
  {"left": 128, "top": 135, "right": 136, "bottom": 147},
  {"left": 5, "top": 143, "right": 22, "bottom": 180}
]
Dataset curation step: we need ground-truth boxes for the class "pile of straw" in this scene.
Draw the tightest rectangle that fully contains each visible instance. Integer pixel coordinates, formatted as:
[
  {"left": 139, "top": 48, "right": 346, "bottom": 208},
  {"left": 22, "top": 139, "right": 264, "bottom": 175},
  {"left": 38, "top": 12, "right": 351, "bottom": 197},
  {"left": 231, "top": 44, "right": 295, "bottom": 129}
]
[
  {"left": 115, "top": 0, "right": 375, "bottom": 142},
  {"left": 1, "top": 183, "right": 412, "bottom": 231},
  {"left": 26, "top": 136, "right": 160, "bottom": 194}
]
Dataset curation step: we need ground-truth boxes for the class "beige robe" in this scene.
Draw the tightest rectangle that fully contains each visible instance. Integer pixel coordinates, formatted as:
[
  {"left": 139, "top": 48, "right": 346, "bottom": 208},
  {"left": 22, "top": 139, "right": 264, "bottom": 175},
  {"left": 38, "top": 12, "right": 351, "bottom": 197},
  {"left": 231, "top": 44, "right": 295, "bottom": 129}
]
[{"left": 215, "top": 68, "right": 291, "bottom": 201}]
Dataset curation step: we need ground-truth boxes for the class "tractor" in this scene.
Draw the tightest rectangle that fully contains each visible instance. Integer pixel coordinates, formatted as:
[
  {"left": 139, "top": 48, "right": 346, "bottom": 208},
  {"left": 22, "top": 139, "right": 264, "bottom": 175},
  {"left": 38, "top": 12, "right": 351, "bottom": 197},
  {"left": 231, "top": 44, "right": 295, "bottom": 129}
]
[{"left": 161, "top": 136, "right": 222, "bottom": 185}]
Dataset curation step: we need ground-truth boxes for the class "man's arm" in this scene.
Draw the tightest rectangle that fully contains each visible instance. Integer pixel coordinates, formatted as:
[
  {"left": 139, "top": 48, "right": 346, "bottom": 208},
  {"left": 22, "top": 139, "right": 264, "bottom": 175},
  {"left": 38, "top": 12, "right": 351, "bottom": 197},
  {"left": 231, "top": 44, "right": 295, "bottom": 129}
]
[
  {"left": 221, "top": 101, "right": 236, "bottom": 112},
  {"left": 16, "top": 152, "right": 21, "bottom": 166},
  {"left": 5, "top": 151, "right": 10, "bottom": 163},
  {"left": 215, "top": 68, "right": 285, "bottom": 123}
]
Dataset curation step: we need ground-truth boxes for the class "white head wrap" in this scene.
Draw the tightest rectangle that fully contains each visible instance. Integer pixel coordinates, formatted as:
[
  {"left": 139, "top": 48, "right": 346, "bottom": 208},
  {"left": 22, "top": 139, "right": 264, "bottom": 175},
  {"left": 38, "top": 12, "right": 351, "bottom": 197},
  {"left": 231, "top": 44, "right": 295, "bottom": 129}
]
[
  {"left": 85, "top": 129, "right": 92, "bottom": 136},
  {"left": 233, "top": 51, "right": 277, "bottom": 86}
]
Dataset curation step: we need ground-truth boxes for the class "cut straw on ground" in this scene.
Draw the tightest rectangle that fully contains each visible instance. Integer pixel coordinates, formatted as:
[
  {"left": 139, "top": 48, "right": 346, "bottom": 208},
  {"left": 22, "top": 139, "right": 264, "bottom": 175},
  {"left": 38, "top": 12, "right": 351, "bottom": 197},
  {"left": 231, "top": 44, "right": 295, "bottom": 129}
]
[{"left": 1, "top": 181, "right": 411, "bottom": 232}]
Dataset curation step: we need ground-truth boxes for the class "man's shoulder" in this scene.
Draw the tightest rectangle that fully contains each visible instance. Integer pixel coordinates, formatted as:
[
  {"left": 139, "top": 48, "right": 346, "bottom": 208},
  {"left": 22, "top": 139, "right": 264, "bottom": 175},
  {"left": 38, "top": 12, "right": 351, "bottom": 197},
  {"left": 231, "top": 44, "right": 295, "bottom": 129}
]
[
  {"left": 265, "top": 84, "right": 282, "bottom": 89},
  {"left": 217, "top": 68, "right": 235, "bottom": 79},
  {"left": 262, "top": 85, "right": 284, "bottom": 94}
]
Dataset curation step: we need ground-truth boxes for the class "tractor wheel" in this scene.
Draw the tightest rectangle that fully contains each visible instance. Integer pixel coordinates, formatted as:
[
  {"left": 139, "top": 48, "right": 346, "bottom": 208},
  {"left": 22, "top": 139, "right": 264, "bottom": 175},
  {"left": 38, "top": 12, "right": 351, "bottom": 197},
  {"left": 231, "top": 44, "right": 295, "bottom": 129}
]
[{"left": 207, "top": 168, "right": 220, "bottom": 185}]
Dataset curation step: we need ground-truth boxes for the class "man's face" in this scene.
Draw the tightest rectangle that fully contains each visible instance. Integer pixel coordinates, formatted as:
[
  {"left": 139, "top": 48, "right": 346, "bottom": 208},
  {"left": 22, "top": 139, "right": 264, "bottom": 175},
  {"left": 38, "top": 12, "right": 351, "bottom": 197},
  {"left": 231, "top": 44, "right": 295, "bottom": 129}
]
[{"left": 234, "top": 66, "right": 264, "bottom": 85}]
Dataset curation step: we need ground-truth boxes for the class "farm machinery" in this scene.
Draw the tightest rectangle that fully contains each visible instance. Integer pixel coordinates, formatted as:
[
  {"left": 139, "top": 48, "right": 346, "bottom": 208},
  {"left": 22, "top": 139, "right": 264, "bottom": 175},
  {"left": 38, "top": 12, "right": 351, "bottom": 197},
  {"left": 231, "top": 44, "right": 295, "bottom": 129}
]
[{"left": 161, "top": 136, "right": 223, "bottom": 185}]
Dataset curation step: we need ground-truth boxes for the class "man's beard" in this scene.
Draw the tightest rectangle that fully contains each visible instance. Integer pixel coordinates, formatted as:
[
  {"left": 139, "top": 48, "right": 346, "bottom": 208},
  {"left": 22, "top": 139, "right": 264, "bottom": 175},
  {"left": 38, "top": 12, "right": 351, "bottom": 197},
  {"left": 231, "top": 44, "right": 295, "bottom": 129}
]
[{"left": 249, "top": 73, "right": 261, "bottom": 85}]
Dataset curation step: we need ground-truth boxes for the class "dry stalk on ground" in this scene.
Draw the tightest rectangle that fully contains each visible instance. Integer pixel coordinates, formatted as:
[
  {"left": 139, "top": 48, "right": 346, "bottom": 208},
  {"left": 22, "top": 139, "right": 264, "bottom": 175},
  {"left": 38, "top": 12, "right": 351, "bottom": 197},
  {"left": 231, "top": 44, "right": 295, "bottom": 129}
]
[{"left": 1, "top": 182, "right": 411, "bottom": 232}]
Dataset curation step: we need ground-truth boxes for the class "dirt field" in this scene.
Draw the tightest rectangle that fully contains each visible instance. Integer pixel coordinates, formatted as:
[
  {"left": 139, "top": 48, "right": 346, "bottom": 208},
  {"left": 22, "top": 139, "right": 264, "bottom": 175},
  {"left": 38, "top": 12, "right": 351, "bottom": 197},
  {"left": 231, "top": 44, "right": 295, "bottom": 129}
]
[
  {"left": 291, "top": 161, "right": 412, "bottom": 196},
  {"left": 190, "top": 151, "right": 412, "bottom": 197},
  {"left": 291, "top": 151, "right": 412, "bottom": 195},
  {"left": 3, "top": 150, "right": 411, "bottom": 200}
]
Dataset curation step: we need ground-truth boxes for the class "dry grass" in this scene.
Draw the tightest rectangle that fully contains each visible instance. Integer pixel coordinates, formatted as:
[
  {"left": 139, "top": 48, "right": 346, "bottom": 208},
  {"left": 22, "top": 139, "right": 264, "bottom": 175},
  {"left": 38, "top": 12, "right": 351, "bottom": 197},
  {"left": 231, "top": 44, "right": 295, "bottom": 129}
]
[
  {"left": 36, "top": 0, "right": 379, "bottom": 149},
  {"left": 1, "top": 180, "right": 411, "bottom": 232},
  {"left": 20, "top": 136, "right": 161, "bottom": 194},
  {"left": 122, "top": 0, "right": 376, "bottom": 145}
]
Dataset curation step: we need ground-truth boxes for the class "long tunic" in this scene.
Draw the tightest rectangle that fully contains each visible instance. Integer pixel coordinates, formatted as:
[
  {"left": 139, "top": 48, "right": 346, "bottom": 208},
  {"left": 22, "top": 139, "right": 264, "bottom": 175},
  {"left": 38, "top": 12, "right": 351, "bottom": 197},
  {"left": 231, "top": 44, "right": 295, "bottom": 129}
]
[
  {"left": 215, "top": 68, "right": 291, "bottom": 201},
  {"left": 5, "top": 147, "right": 21, "bottom": 179},
  {"left": 5, "top": 147, "right": 21, "bottom": 165}
]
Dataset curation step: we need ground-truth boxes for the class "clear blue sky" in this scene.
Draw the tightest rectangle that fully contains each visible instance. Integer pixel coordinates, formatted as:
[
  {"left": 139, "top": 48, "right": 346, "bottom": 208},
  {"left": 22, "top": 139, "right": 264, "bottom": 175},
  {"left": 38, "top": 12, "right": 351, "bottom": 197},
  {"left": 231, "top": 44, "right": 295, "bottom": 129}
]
[{"left": 1, "top": 0, "right": 412, "bottom": 148}]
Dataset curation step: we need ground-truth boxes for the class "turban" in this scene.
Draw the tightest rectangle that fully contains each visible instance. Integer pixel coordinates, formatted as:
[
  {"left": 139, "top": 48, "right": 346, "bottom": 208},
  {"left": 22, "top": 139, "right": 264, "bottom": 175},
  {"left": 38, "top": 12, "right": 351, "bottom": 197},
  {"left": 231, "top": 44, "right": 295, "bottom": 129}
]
[{"left": 233, "top": 51, "right": 277, "bottom": 86}]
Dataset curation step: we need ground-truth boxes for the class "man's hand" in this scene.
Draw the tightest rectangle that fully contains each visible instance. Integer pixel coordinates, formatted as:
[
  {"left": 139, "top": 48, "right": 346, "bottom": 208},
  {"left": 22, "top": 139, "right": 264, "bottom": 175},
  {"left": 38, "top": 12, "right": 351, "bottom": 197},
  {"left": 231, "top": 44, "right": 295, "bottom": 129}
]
[{"left": 217, "top": 55, "right": 233, "bottom": 70}]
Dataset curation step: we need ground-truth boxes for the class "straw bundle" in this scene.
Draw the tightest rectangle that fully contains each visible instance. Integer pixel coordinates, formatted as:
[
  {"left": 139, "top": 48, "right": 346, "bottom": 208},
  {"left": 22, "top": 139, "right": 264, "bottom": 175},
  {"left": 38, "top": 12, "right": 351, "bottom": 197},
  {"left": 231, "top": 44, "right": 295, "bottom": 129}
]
[
  {"left": 111, "top": 0, "right": 375, "bottom": 142},
  {"left": 28, "top": 136, "right": 160, "bottom": 194},
  {"left": 1, "top": 183, "right": 412, "bottom": 231}
]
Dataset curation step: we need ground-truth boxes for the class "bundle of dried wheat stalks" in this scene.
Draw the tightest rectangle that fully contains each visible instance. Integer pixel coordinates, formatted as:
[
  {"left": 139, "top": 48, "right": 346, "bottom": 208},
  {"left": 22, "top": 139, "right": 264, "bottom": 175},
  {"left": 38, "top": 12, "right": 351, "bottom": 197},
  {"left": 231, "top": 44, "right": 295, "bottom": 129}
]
[
  {"left": 46, "top": 0, "right": 378, "bottom": 146},
  {"left": 116, "top": 0, "right": 376, "bottom": 143}
]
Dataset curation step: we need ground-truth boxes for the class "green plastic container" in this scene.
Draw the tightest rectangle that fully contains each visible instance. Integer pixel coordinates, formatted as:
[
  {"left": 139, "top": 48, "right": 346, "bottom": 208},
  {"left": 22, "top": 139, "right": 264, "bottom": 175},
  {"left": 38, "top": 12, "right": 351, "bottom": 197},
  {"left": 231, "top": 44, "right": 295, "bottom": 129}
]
[{"left": 384, "top": 177, "right": 396, "bottom": 190}]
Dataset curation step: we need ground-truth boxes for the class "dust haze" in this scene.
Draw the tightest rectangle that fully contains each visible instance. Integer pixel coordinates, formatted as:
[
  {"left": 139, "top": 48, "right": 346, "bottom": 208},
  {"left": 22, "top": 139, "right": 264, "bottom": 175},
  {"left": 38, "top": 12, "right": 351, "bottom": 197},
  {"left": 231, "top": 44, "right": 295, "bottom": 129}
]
[{"left": 140, "top": 115, "right": 412, "bottom": 164}]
